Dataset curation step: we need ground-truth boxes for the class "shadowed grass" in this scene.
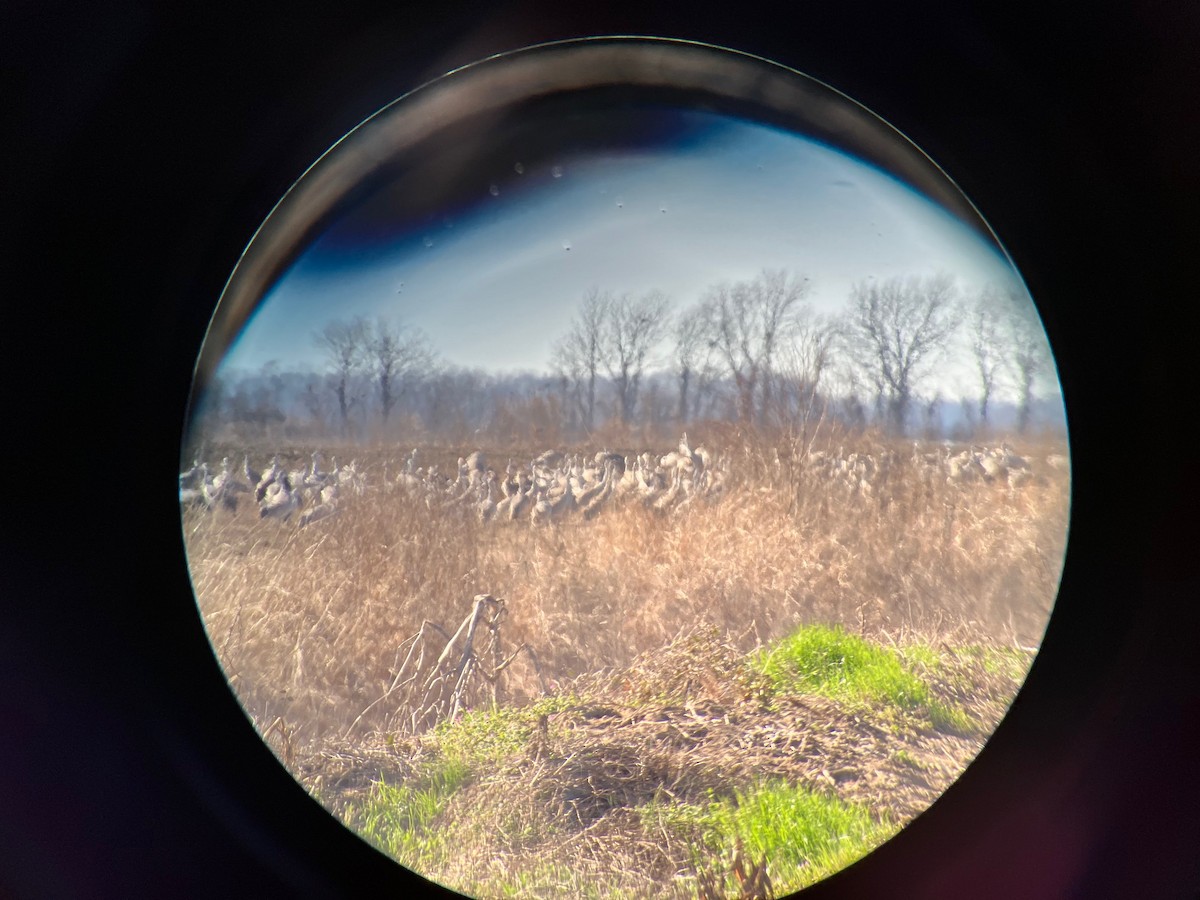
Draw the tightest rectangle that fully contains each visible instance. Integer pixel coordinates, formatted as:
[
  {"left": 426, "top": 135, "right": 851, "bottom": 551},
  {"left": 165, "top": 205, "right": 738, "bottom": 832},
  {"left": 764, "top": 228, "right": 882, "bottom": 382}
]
[
  {"left": 686, "top": 780, "right": 899, "bottom": 893},
  {"left": 354, "top": 756, "right": 471, "bottom": 870}
]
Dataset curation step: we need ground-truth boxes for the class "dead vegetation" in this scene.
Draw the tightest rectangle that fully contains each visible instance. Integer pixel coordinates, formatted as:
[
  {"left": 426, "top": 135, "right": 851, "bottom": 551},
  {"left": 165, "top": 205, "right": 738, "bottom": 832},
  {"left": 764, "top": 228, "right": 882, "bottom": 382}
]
[
  {"left": 182, "top": 429, "right": 1067, "bottom": 896},
  {"left": 294, "top": 626, "right": 1028, "bottom": 897}
]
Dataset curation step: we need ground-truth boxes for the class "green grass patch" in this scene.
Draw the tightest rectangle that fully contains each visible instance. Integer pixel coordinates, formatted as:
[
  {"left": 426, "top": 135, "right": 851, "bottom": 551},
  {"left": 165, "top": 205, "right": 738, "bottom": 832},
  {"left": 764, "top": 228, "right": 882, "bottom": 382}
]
[
  {"left": 429, "top": 694, "right": 574, "bottom": 768},
  {"left": 971, "top": 645, "right": 1035, "bottom": 680},
  {"left": 900, "top": 643, "right": 942, "bottom": 672},
  {"left": 355, "top": 696, "right": 577, "bottom": 874},
  {"left": 354, "top": 755, "right": 471, "bottom": 867},
  {"left": 928, "top": 699, "right": 977, "bottom": 736},
  {"left": 891, "top": 748, "right": 924, "bottom": 770},
  {"left": 644, "top": 780, "right": 898, "bottom": 895},
  {"left": 754, "top": 625, "right": 930, "bottom": 709},
  {"left": 903, "top": 643, "right": 1034, "bottom": 682},
  {"left": 753, "top": 625, "right": 981, "bottom": 735}
]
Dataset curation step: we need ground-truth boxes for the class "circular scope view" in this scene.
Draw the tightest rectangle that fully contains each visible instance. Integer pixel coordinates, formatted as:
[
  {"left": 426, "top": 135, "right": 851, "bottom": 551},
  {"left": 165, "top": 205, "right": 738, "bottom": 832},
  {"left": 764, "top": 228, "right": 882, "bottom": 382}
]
[{"left": 181, "top": 38, "right": 1070, "bottom": 898}]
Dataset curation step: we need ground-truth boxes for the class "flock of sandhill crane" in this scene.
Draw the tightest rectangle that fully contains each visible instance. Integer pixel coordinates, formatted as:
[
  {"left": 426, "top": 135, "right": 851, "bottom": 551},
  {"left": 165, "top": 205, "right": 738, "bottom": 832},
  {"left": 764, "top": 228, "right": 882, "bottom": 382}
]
[
  {"left": 179, "top": 452, "right": 366, "bottom": 527},
  {"left": 797, "top": 440, "right": 1061, "bottom": 500},
  {"left": 390, "top": 433, "right": 724, "bottom": 526},
  {"left": 179, "top": 435, "right": 1066, "bottom": 528},
  {"left": 909, "top": 441, "right": 1061, "bottom": 490}
]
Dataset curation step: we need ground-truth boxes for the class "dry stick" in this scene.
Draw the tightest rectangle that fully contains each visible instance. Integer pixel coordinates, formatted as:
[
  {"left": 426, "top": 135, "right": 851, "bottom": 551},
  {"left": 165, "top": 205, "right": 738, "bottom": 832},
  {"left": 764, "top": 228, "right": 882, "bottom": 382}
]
[
  {"left": 490, "top": 603, "right": 503, "bottom": 707},
  {"left": 342, "top": 619, "right": 450, "bottom": 740},
  {"left": 423, "top": 595, "right": 505, "bottom": 725}
]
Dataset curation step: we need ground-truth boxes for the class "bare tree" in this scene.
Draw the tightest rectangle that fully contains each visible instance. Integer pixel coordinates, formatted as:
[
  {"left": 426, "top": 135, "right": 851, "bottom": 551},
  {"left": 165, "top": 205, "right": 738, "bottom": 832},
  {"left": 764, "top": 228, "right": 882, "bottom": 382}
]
[
  {"left": 673, "top": 305, "right": 714, "bottom": 425},
  {"left": 302, "top": 379, "right": 328, "bottom": 431},
  {"left": 551, "top": 287, "right": 610, "bottom": 433},
  {"left": 967, "top": 287, "right": 1007, "bottom": 432},
  {"left": 842, "top": 273, "right": 962, "bottom": 435},
  {"left": 313, "top": 317, "right": 369, "bottom": 438},
  {"left": 827, "top": 364, "right": 870, "bottom": 432},
  {"left": 698, "top": 269, "right": 813, "bottom": 425},
  {"left": 366, "top": 316, "right": 435, "bottom": 429},
  {"left": 768, "top": 311, "right": 840, "bottom": 429},
  {"left": 605, "top": 290, "right": 671, "bottom": 425},
  {"left": 1003, "top": 290, "right": 1054, "bottom": 434}
]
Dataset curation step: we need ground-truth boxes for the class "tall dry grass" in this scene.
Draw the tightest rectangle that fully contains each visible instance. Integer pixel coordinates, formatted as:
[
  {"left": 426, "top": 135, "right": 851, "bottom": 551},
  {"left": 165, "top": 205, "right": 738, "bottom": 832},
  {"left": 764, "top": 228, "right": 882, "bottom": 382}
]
[{"left": 183, "top": 431, "right": 1069, "bottom": 753}]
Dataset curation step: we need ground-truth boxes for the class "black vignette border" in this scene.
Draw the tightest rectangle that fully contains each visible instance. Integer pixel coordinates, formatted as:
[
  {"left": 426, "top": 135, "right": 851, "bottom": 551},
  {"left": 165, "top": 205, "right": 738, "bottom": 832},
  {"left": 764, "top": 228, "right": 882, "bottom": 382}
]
[{"left": 4, "top": 0, "right": 1198, "bottom": 897}]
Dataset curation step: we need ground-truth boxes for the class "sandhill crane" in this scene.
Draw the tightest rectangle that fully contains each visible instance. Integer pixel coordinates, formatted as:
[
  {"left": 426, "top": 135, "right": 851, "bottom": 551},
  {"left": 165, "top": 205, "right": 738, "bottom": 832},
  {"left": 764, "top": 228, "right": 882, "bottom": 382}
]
[
  {"left": 202, "top": 479, "right": 234, "bottom": 512},
  {"left": 443, "top": 467, "right": 477, "bottom": 508},
  {"left": 509, "top": 469, "right": 537, "bottom": 521},
  {"left": 500, "top": 459, "right": 519, "bottom": 500},
  {"left": 463, "top": 450, "right": 487, "bottom": 486},
  {"left": 977, "top": 450, "right": 1006, "bottom": 483},
  {"left": 304, "top": 451, "right": 331, "bottom": 491},
  {"left": 299, "top": 484, "right": 338, "bottom": 527},
  {"left": 652, "top": 466, "right": 684, "bottom": 512},
  {"left": 396, "top": 455, "right": 424, "bottom": 492},
  {"left": 581, "top": 462, "right": 616, "bottom": 521},
  {"left": 179, "top": 486, "right": 208, "bottom": 510},
  {"left": 576, "top": 458, "right": 612, "bottom": 509},
  {"left": 532, "top": 475, "right": 573, "bottom": 525},
  {"left": 299, "top": 502, "right": 336, "bottom": 528},
  {"left": 659, "top": 448, "right": 686, "bottom": 473},
  {"left": 182, "top": 462, "right": 235, "bottom": 512},
  {"left": 535, "top": 449, "right": 564, "bottom": 471},
  {"left": 616, "top": 456, "right": 640, "bottom": 494},
  {"left": 242, "top": 455, "right": 259, "bottom": 488},
  {"left": 672, "top": 463, "right": 703, "bottom": 515},
  {"left": 179, "top": 458, "right": 204, "bottom": 491},
  {"left": 205, "top": 457, "right": 245, "bottom": 511},
  {"left": 180, "top": 460, "right": 208, "bottom": 489},
  {"left": 999, "top": 442, "right": 1030, "bottom": 471},
  {"left": 530, "top": 482, "right": 552, "bottom": 526},
  {"left": 702, "top": 463, "right": 727, "bottom": 500},
  {"left": 568, "top": 456, "right": 593, "bottom": 489},
  {"left": 591, "top": 450, "right": 624, "bottom": 479},
  {"left": 545, "top": 478, "right": 576, "bottom": 523},
  {"left": 477, "top": 471, "right": 499, "bottom": 522},
  {"left": 215, "top": 456, "right": 252, "bottom": 496},
  {"left": 946, "top": 450, "right": 976, "bottom": 484},
  {"left": 180, "top": 463, "right": 212, "bottom": 510},
  {"left": 260, "top": 474, "right": 300, "bottom": 521},
  {"left": 1007, "top": 466, "right": 1033, "bottom": 490},
  {"left": 1045, "top": 453, "right": 1069, "bottom": 472},
  {"left": 330, "top": 458, "right": 364, "bottom": 495},
  {"left": 640, "top": 465, "right": 665, "bottom": 507},
  {"left": 678, "top": 432, "right": 704, "bottom": 477},
  {"left": 637, "top": 461, "right": 668, "bottom": 504},
  {"left": 255, "top": 456, "right": 282, "bottom": 501},
  {"left": 286, "top": 458, "right": 308, "bottom": 494}
]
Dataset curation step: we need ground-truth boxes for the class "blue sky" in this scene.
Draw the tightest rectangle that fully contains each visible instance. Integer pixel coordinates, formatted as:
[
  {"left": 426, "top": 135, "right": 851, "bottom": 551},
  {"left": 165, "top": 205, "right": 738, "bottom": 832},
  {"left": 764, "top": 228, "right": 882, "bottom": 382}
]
[{"left": 217, "top": 107, "right": 1040, "bottom": 398}]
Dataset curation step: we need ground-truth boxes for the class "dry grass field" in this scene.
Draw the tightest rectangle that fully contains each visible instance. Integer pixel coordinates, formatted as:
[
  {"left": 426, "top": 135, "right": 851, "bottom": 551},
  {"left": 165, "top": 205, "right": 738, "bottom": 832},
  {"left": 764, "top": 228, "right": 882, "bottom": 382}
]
[{"left": 181, "top": 427, "right": 1069, "bottom": 897}]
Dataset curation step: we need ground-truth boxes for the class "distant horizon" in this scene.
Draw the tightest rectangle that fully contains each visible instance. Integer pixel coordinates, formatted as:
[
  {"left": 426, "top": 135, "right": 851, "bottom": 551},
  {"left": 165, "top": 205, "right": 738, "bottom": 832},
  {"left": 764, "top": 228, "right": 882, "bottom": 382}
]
[
  {"left": 213, "top": 105, "right": 1050, "bottom": 404},
  {"left": 208, "top": 358, "right": 1066, "bottom": 418}
]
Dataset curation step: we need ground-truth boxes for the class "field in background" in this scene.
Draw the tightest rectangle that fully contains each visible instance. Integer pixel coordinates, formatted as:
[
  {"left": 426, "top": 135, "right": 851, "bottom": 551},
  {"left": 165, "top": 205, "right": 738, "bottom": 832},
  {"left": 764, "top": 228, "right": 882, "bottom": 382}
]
[{"left": 181, "top": 428, "right": 1068, "bottom": 896}]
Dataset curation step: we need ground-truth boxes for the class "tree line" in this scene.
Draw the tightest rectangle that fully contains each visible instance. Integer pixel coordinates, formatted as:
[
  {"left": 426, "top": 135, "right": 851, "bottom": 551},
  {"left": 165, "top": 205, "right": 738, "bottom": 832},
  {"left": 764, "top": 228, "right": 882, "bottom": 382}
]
[{"left": 193, "top": 269, "right": 1057, "bottom": 444}]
